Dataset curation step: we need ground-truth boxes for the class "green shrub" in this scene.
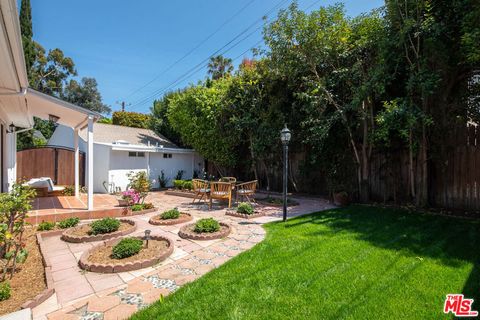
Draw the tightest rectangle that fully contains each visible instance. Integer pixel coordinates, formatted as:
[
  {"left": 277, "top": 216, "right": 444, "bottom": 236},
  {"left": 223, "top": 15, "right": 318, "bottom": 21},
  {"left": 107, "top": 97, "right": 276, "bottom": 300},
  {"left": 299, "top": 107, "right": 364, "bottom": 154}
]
[
  {"left": 173, "top": 180, "right": 193, "bottom": 190},
  {"left": 37, "top": 221, "right": 55, "bottom": 231},
  {"left": 143, "top": 203, "right": 154, "bottom": 210},
  {"left": 131, "top": 203, "right": 154, "bottom": 212},
  {"left": 237, "top": 202, "right": 254, "bottom": 215},
  {"left": 57, "top": 217, "right": 80, "bottom": 229},
  {"left": 194, "top": 218, "right": 220, "bottom": 233},
  {"left": 0, "top": 282, "right": 11, "bottom": 301},
  {"left": 183, "top": 181, "right": 193, "bottom": 190},
  {"left": 111, "top": 238, "right": 143, "bottom": 259},
  {"left": 89, "top": 218, "right": 120, "bottom": 235},
  {"left": 161, "top": 208, "right": 180, "bottom": 220},
  {"left": 112, "top": 111, "right": 151, "bottom": 129},
  {"left": 62, "top": 185, "right": 75, "bottom": 196}
]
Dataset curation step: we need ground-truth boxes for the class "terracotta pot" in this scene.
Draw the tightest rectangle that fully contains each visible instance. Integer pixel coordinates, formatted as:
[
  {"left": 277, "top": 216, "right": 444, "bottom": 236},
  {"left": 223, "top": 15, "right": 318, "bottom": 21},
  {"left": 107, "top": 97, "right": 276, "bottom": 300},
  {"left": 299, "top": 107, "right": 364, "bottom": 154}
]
[
  {"left": 333, "top": 192, "right": 349, "bottom": 206},
  {"left": 117, "top": 198, "right": 129, "bottom": 207}
]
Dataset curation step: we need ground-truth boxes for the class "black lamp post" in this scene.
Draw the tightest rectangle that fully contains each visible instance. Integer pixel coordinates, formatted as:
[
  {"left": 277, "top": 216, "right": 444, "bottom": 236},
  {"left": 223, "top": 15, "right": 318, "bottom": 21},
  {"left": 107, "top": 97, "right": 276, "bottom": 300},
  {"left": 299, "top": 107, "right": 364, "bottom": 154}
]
[{"left": 280, "top": 125, "right": 291, "bottom": 222}]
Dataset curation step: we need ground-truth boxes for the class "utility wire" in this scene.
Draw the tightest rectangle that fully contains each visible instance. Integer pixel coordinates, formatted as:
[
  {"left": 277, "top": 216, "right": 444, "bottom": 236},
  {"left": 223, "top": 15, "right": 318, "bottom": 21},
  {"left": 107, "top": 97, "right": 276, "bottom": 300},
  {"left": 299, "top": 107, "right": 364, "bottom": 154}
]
[
  {"left": 128, "top": 0, "right": 291, "bottom": 109},
  {"left": 122, "top": 0, "right": 257, "bottom": 101}
]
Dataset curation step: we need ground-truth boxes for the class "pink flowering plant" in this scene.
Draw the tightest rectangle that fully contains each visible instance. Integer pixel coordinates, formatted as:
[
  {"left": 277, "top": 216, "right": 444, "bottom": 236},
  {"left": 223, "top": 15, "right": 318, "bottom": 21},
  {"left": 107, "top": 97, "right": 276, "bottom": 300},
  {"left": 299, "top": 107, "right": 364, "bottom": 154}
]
[{"left": 121, "top": 189, "right": 140, "bottom": 205}]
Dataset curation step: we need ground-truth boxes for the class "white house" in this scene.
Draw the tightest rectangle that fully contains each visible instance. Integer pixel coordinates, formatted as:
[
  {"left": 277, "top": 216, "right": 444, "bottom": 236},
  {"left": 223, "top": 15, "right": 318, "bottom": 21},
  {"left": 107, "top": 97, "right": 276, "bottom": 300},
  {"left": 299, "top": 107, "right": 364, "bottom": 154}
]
[
  {"left": 48, "top": 123, "right": 204, "bottom": 193},
  {"left": 0, "top": 0, "right": 101, "bottom": 209}
]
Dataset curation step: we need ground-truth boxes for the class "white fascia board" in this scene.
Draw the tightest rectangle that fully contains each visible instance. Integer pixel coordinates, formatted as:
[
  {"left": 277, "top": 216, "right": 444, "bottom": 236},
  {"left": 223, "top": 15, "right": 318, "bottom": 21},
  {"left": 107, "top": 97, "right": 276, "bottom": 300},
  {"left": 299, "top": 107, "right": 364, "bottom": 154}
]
[{"left": 104, "top": 142, "right": 195, "bottom": 154}]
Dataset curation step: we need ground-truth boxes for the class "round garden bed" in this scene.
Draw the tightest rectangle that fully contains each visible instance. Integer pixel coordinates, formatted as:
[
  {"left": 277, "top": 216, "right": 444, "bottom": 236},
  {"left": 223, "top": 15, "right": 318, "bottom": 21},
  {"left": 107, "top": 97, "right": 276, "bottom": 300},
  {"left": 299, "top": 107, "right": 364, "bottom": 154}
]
[
  {"left": 225, "top": 209, "right": 265, "bottom": 219},
  {"left": 61, "top": 219, "right": 137, "bottom": 243},
  {"left": 149, "top": 212, "right": 193, "bottom": 225},
  {"left": 78, "top": 235, "right": 174, "bottom": 273},
  {"left": 178, "top": 222, "right": 231, "bottom": 240}
]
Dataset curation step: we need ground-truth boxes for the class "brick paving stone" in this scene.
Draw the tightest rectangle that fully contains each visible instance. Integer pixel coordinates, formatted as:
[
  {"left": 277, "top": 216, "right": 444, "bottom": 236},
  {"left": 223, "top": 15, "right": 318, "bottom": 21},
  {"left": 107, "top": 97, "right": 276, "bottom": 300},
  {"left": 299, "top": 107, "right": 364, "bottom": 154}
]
[
  {"left": 103, "top": 303, "right": 137, "bottom": 320},
  {"left": 87, "top": 295, "right": 121, "bottom": 312},
  {"left": 141, "top": 288, "right": 170, "bottom": 304},
  {"left": 125, "top": 280, "right": 154, "bottom": 294},
  {"left": 192, "top": 250, "right": 216, "bottom": 260},
  {"left": 47, "top": 310, "right": 79, "bottom": 320},
  {"left": 193, "top": 263, "right": 215, "bottom": 275},
  {"left": 174, "top": 274, "right": 199, "bottom": 286}
]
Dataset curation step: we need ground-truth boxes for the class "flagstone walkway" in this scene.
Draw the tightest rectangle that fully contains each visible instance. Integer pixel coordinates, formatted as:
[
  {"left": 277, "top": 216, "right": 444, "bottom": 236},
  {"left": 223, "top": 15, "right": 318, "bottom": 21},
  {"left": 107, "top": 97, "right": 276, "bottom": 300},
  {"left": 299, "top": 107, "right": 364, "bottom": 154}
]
[{"left": 31, "top": 192, "right": 333, "bottom": 320}]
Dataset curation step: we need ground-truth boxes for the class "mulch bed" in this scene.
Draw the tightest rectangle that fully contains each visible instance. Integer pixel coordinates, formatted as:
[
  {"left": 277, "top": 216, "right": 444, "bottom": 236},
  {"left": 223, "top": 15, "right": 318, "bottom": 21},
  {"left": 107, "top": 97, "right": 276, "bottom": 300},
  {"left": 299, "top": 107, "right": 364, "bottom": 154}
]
[
  {"left": 62, "top": 219, "right": 136, "bottom": 243},
  {"left": 0, "top": 229, "right": 46, "bottom": 316},
  {"left": 79, "top": 236, "right": 173, "bottom": 273},
  {"left": 178, "top": 223, "right": 231, "bottom": 240},
  {"left": 149, "top": 213, "right": 193, "bottom": 225}
]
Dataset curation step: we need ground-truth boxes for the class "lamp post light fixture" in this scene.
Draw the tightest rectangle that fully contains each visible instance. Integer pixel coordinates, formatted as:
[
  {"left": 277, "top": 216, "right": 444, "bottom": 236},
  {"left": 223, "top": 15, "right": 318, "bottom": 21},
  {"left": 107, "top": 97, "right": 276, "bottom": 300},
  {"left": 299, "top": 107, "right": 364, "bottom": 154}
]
[
  {"left": 280, "top": 125, "right": 291, "bottom": 222},
  {"left": 144, "top": 229, "right": 151, "bottom": 248}
]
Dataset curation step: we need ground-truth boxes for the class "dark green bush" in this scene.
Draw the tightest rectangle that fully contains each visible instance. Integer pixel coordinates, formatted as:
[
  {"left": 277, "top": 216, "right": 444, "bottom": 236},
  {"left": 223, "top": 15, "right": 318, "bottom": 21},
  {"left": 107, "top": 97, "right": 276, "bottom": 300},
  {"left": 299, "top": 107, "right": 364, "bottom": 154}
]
[
  {"left": 194, "top": 218, "right": 220, "bottom": 233},
  {"left": 111, "top": 238, "right": 143, "bottom": 259},
  {"left": 0, "top": 282, "right": 11, "bottom": 301},
  {"left": 173, "top": 180, "right": 193, "bottom": 190},
  {"left": 37, "top": 221, "right": 55, "bottom": 231},
  {"left": 57, "top": 217, "right": 80, "bottom": 229},
  {"left": 89, "top": 218, "right": 120, "bottom": 235},
  {"left": 237, "top": 202, "right": 254, "bottom": 215},
  {"left": 161, "top": 208, "right": 180, "bottom": 219}
]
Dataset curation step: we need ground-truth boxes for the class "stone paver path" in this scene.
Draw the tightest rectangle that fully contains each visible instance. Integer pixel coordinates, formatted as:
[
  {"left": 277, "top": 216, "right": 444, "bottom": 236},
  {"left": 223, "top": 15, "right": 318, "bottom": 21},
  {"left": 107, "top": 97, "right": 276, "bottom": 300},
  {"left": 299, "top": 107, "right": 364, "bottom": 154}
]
[{"left": 32, "top": 193, "right": 333, "bottom": 320}]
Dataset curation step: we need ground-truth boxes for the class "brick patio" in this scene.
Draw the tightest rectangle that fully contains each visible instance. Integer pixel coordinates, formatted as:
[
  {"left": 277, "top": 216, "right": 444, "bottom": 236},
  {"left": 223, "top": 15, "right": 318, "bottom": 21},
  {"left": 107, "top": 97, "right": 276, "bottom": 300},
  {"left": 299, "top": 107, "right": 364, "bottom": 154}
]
[{"left": 31, "top": 192, "right": 334, "bottom": 320}]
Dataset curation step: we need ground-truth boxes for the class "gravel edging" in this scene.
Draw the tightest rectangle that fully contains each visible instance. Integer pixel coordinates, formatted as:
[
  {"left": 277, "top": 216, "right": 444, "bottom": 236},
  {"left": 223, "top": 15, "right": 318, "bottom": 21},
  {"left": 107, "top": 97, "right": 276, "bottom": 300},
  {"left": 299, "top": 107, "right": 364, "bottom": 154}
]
[
  {"left": 61, "top": 219, "right": 137, "bottom": 243},
  {"left": 149, "top": 213, "right": 193, "bottom": 226},
  {"left": 225, "top": 210, "right": 265, "bottom": 219},
  {"left": 178, "top": 222, "right": 231, "bottom": 240},
  {"left": 78, "top": 235, "right": 174, "bottom": 273},
  {"left": 21, "top": 233, "right": 57, "bottom": 309}
]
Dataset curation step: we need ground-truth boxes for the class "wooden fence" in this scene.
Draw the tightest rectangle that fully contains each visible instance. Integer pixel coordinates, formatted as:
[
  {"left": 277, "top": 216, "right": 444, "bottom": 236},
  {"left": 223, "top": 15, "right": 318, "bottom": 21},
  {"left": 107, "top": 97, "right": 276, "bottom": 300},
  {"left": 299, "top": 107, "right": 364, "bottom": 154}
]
[{"left": 17, "top": 146, "right": 85, "bottom": 186}]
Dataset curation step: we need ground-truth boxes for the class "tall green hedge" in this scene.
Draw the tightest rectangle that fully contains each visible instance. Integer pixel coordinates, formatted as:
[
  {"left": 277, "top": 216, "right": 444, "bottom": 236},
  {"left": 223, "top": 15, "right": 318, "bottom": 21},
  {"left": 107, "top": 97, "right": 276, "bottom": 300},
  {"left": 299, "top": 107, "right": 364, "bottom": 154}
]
[{"left": 112, "top": 111, "right": 150, "bottom": 129}]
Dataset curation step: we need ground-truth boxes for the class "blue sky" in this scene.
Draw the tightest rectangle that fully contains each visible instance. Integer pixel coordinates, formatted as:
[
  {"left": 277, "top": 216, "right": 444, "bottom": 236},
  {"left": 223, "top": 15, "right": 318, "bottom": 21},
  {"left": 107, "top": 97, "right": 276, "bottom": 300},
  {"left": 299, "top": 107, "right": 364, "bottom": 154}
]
[{"left": 29, "top": 0, "right": 384, "bottom": 114}]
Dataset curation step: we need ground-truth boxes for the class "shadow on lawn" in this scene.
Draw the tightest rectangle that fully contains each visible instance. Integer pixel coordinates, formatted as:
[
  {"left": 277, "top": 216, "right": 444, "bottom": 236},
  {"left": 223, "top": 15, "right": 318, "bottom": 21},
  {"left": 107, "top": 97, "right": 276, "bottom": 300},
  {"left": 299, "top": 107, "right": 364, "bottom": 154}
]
[{"left": 284, "top": 205, "right": 480, "bottom": 303}]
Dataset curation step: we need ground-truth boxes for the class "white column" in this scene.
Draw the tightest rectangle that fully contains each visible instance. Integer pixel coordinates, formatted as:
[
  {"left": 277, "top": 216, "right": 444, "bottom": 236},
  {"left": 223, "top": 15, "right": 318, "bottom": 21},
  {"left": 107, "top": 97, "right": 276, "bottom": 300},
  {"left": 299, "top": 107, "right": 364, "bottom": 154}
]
[
  {"left": 74, "top": 128, "right": 80, "bottom": 197},
  {"left": 6, "top": 132, "right": 16, "bottom": 191},
  {"left": 87, "top": 116, "right": 94, "bottom": 210}
]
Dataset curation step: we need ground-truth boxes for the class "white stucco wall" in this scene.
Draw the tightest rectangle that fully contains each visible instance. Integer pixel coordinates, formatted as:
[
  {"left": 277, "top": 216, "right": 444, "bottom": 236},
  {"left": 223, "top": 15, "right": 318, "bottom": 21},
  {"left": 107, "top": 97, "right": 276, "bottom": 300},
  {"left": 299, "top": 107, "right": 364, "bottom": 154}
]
[
  {"left": 92, "top": 144, "right": 110, "bottom": 193},
  {"left": 108, "top": 150, "right": 149, "bottom": 192}
]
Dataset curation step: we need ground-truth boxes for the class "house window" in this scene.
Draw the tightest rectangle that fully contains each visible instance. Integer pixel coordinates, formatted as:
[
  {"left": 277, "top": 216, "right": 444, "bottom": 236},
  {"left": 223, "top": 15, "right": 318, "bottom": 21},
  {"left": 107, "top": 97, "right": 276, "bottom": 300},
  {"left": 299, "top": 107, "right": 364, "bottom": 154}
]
[
  {"left": 129, "top": 152, "right": 146, "bottom": 157},
  {"left": 163, "top": 153, "right": 172, "bottom": 158}
]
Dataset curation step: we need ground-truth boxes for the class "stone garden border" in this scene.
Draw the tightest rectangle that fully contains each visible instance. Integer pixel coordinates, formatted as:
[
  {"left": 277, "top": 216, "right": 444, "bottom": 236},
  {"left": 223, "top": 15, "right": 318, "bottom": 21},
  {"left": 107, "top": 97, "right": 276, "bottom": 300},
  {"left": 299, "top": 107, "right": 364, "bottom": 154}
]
[
  {"left": 225, "top": 210, "right": 265, "bottom": 219},
  {"left": 178, "top": 222, "right": 231, "bottom": 240},
  {"left": 149, "top": 212, "right": 193, "bottom": 226},
  {"left": 78, "top": 235, "right": 174, "bottom": 273},
  {"left": 61, "top": 219, "right": 137, "bottom": 243},
  {"left": 21, "top": 232, "right": 61, "bottom": 309}
]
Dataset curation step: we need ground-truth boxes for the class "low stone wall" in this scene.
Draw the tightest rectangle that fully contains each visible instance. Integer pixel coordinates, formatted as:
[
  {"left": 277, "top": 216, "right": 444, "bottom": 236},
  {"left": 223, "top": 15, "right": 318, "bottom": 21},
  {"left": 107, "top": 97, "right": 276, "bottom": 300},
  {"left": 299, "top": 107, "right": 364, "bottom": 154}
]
[
  {"left": 178, "top": 223, "right": 231, "bottom": 240},
  {"left": 61, "top": 219, "right": 137, "bottom": 243}
]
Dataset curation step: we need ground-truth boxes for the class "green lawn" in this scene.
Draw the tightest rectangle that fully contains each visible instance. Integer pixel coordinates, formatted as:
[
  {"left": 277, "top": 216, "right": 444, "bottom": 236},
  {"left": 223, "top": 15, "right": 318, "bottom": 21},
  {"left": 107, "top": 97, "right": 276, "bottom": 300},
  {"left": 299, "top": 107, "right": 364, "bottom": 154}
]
[{"left": 131, "top": 205, "right": 479, "bottom": 319}]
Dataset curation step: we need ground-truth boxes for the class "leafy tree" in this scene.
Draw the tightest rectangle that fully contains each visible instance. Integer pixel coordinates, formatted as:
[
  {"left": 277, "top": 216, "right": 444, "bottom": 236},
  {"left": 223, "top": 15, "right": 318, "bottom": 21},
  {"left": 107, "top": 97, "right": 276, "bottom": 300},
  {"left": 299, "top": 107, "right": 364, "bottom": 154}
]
[
  {"left": 16, "top": 117, "right": 56, "bottom": 151},
  {"left": 150, "top": 92, "right": 184, "bottom": 147},
  {"left": 63, "top": 77, "right": 111, "bottom": 114},
  {"left": 29, "top": 44, "right": 76, "bottom": 96},
  {"left": 264, "top": 3, "right": 386, "bottom": 200},
  {"left": 167, "top": 79, "right": 239, "bottom": 167},
  {"left": 97, "top": 117, "right": 112, "bottom": 124},
  {"left": 207, "top": 55, "right": 233, "bottom": 80},
  {"left": 19, "top": 0, "right": 35, "bottom": 75},
  {"left": 112, "top": 111, "right": 150, "bottom": 129}
]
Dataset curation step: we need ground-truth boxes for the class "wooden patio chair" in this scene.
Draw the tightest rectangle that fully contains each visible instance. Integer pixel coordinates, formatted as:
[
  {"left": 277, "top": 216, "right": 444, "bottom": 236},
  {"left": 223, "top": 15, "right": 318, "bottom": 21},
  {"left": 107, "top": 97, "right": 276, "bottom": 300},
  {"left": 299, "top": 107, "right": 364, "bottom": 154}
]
[
  {"left": 219, "top": 176, "right": 237, "bottom": 184},
  {"left": 236, "top": 180, "right": 258, "bottom": 204},
  {"left": 192, "top": 179, "right": 210, "bottom": 204},
  {"left": 209, "top": 181, "right": 233, "bottom": 209}
]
